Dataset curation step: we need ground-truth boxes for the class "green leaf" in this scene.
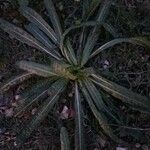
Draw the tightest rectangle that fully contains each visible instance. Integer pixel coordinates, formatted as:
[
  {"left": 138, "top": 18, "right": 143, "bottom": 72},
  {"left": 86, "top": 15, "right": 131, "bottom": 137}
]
[
  {"left": 0, "top": 19, "right": 60, "bottom": 60},
  {"left": 16, "top": 61, "right": 58, "bottom": 77},
  {"left": 61, "top": 21, "right": 101, "bottom": 56},
  {"left": 44, "top": 0, "right": 62, "bottom": 42},
  {"left": 60, "top": 127, "right": 71, "bottom": 150},
  {"left": 16, "top": 79, "right": 68, "bottom": 145},
  {"left": 83, "top": 79, "right": 120, "bottom": 123},
  {"left": 90, "top": 74, "right": 150, "bottom": 111},
  {"left": 90, "top": 37, "right": 150, "bottom": 59},
  {"left": 64, "top": 39, "right": 77, "bottom": 65},
  {"left": 0, "top": 72, "right": 33, "bottom": 92},
  {"left": 26, "top": 23, "right": 56, "bottom": 49},
  {"left": 74, "top": 82, "right": 85, "bottom": 150},
  {"left": 20, "top": 6, "right": 59, "bottom": 45},
  {"left": 15, "top": 78, "right": 57, "bottom": 116},
  {"left": 81, "top": 0, "right": 112, "bottom": 66},
  {"left": 79, "top": 81, "right": 121, "bottom": 142}
]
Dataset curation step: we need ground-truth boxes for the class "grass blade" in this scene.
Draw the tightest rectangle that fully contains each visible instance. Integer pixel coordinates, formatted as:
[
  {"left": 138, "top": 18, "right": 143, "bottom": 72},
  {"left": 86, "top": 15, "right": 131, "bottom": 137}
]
[
  {"left": 0, "top": 19, "right": 60, "bottom": 60},
  {"left": 90, "top": 74, "right": 150, "bottom": 111},
  {"left": 20, "top": 6, "right": 59, "bottom": 44},
  {"left": 74, "top": 82, "right": 85, "bottom": 150},
  {"left": 16, "top": 79, "right": 68, "bottom": 145},
  {"left": 0, "top": 72, "right": 33, "bottom": 92},
  {"left": 60, "top": 127, "right": 71, "bottom": 150},
  {"left": 44, "top": 0, "right": 63, "bottom": 42}
]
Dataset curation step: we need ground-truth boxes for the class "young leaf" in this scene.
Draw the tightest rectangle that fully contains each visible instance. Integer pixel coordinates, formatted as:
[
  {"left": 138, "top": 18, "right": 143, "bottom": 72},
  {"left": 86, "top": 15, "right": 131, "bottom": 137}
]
[
  {"left": 16, "top": 79, "right": 68, "bottom": 145},
  {"left": 66, "top": 39, "right": 77, "bottom": 65},
  {"left": 0, "top": 19, "right": 60, "bottom": 60},
  {"left": 44, "top": 0, "right": 63, "bottom": 42},
  {"left": 16, "top": 61, "right": 57, "bottom": 77},
  {"left": 90, "top": 74, "right": 150, "bottom": 111},
  {"left": 74, "top": 82, "right": 85, "bottom": 150},
  {"left": 0, "top": 72, "right": 33, "bottom": 92},
  {"left": 20, "top": 6, "right": 59, "bottom": 45},
  {"left": 60, "top": 127, "right": 71, "bottom": 150}
]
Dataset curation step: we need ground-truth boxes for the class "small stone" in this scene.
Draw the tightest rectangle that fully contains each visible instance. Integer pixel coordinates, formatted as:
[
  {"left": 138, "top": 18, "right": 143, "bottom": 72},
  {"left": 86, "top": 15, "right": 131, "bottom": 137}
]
[
  {"left": 31, "top": 108, "right": 37, "bottom": 115},
  {"left": 15, "top": 95, "right": 20, "bottom": 100},
  {"left": 116, "top": 147, "right": 127, "bottom": 150},
  {"left": 135, "top": 143, "right": 141, "bottom": 148},
  {"left": 68, "top": 93, "right": 73, "bottom": 97},
  {"left": 60, "top": 106, "right": 69, "bottom": 119}
]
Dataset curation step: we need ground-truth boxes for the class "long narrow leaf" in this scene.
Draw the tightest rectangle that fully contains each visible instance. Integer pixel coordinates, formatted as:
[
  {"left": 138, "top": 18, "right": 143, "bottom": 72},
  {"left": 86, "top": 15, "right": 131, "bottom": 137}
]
[
  {"left": 60, "top": 127, "right": 71, "bottom": 150},
  {"left": 90, "top": 37, "right": 150, "bottom": 58},
  {"left": 81, "top": 0, "right": 112, "bottom": 66},
  {"left": 0, "top": 19, "right": 60, "bottom": 60},
  {"left": 0, "top": 72, "right": 33, "bottom": 92},
  {"left": 83, "top": 79, "right": 120, "bottom": 123},
  {"left": 44, "top": 0, "right": 63, "bottom": 42},
  {"left": 20, "top": 6, "right": 59, "bottom": 44},
  {"left": 15, "top": 78, "right": 57, "bottom": 116},
  {"left": 66, "top": 39, "right": 77, "bottom": 65},
  {"left": 26, "top": 23, "right": 56, "bottom": 49},
  {"left": 79, "top": 81, "right": 121, "bottom": 142},
  {"left": 90, "top": 74, "right": 150, "bottom": 111},
  {"left": 16, "top": 61, "right": 57, "bottom": 77},
  {"left": 74, "top": 82, "right": 85, "bottom": 150},
  {"left": 16, "top": 79, "right": 68, "bottom": 145}
]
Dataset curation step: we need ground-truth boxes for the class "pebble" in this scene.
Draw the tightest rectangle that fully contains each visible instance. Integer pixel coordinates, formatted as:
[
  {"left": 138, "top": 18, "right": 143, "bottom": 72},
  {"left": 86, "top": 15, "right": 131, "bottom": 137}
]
[
  {"left": 135, "top": 143, "right": 141, "bottom": 148},
  {"left": 116, "top": 147, "right": 127, "bottom": 150}
]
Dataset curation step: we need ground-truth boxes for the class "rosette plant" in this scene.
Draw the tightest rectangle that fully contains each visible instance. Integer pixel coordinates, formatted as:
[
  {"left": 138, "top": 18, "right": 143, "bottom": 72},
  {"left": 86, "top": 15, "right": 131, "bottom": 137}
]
[{"left": 0, "top": 0, "right": 150, "bottom": 149}]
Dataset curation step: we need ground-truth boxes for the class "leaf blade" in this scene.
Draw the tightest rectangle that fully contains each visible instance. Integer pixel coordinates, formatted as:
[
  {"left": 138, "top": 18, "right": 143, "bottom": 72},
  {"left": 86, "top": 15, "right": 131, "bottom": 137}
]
[
  {"left": 90, "top": 74, "right": 150, "bottom": 111},
  {"left": 0, "top": 19, "right": 60, "bottom": 60},
  {"left": 16, "top": 61, "right": 57, "bottom": 77},
  {"left": 79, "top": 81, "right": 121, "bottom": 142},
  {"left": 74, "top": 82, "right": 85, "bottom": 150},
  {"left": 20, "top": 6, "right": 59, "bottom": 44},
  {"left": 44, "top": 0, "right": 63, "bottom": 42},
  {"left": 16, "top": 78, "right": 68, "bottom": 145},
  {"left": 81, "top": 0, "right": 112, "bottom": 66},
  {"left": 0, "top": 72, "right": 33, "bottom": 92},
  {"left": 90, "top": 37, "right": 150, "bottom": 58}
]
